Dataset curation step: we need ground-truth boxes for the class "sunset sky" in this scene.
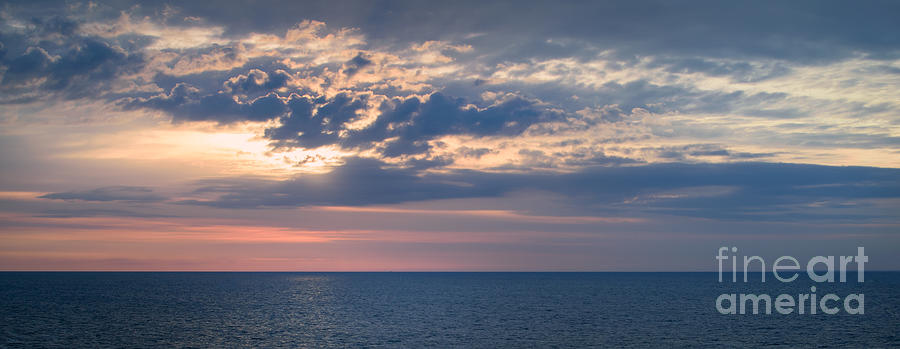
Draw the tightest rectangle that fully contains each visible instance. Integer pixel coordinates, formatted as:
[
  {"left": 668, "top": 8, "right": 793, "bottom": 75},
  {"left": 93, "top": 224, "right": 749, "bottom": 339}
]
[{"left": 1, "top": 0, "right": 898, "bottom": 271}]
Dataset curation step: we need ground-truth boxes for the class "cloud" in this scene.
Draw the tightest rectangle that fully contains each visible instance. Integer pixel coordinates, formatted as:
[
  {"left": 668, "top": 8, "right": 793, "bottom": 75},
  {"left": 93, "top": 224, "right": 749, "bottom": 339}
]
[
  {"left": 149, "top": 0, "right": 900, "bottom": 63},
  {"left": 224, "top": 68, "right": 292, "bottom": 95},
  {"left": 0, "top": 1, "right": 897, "bottom": 272},
  {"left": 585, "top": 80, "right": 795, "bottom": 117},
  {"left": 648, "top": 57, "right": 792, "bottom": 83},
  {"left": 457, "top": 146, "right": 494, "bottom": 159},
  {"left": 179, "top": 156, "right": 484, "bottom": 207},
  {"left": 0, "top": 37, "right": 143, "bottom": 102},
  {"left": 341, "top": 52, "right": 372, "bottom": 76},
  {"left": 651, "top": 144, "right": 778, "bottom": 161},
  {"left": 265, "top": 92, "right": 368, "bottom": 147},
  {"left": 28, "top": 15, "right": 80, "bottom": 37},
  {"left": 179, "top": 159, "right": 900, "bottom": 222},
  {"left": 125, "top": 83, "right": 288, "bottom": 123},
  {"left": 39, "top": 186, "right": 165, "bottom": 203},
  {"left": 2, "top": 2, "right": 897, "bottom": 174},
  {"left": 37, "top": 208, "right": 174, "bottom": 218},
  {"left": 160, "top": 44, "right": 248, "bottom": 75},
  {"left": 266, "top": 92, "right": 564, "bottom": 157}
]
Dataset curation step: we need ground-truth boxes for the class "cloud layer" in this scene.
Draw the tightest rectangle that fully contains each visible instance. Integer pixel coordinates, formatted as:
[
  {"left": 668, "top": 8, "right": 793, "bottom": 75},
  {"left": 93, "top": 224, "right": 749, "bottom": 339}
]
[{"left": 1, "top": 1, "right": 898, "bottom": 270}]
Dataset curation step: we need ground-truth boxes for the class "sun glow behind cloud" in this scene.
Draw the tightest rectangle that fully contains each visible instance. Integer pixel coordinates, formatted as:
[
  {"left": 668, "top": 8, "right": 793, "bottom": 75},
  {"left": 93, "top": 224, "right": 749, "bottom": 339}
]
[
  {"left": 53, "top": 121, "right": 352, "bottom": 178},
  {"left": 0, "top": 1, "right": 898, "bottom": 271}
]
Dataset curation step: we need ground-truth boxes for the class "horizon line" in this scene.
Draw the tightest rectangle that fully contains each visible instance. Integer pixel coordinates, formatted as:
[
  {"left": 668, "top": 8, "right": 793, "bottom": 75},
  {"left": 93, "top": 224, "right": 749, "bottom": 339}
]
[{"left": 1, "top": 270, "right": 896, "bottom": 273}]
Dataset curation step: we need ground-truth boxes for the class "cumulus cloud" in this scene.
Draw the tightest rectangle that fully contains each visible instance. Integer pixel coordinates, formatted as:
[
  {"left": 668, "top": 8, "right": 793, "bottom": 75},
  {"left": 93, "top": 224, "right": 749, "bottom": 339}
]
[
  {"left": 224, "top": 68, "right": 292, "bottom": 94},
  {"left": 2, "top": 0, "right": 898, "bottom": 178},
  {"left": 263, "top": 92, "right": 564, "bottom": 157},
  {"left": 0, "top": 37, "right": 143, "bottom": 102},
  {"left": 123, "top": 82, "right": 287, "bottom": 123}
]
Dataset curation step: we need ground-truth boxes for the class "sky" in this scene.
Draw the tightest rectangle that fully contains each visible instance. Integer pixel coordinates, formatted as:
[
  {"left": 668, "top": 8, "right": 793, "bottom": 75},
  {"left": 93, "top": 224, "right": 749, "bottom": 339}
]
[{"left": 0, "top": 0, "right": 898, "bottom": 271}]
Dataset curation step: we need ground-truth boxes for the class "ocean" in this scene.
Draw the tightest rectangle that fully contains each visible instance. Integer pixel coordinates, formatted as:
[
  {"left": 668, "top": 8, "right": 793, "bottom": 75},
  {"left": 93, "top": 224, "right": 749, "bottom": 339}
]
[{"left": 1, "top": 272, "right": 898, "bottom": 347}]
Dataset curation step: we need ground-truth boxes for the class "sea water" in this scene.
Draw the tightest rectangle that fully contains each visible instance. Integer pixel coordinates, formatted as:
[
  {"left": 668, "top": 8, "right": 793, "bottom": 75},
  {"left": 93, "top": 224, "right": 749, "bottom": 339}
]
[{"left": 1, "top": 272, "right": 898, "bottom": 347}]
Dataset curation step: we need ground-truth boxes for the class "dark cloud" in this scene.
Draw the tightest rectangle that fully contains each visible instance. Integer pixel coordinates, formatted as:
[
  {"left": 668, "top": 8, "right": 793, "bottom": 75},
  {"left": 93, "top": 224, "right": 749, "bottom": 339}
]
[
  {"left": 150, "top": 0, "right": 900, "bottom": 63},
  {"left": 652, "top": 144, "right": 778, "bottom": 161},
  {"left": 342, "top": 52, "right": 372, "bottom": 76},
  {"left": 558, "top": 150, "right": 640, "bottom": 167},
  {"left": 517, "top": 149, "right": 556, "bottom": 168},
  {"left": 13, "top": 1, "right": 893, "bottom": 69},
  {"left": 267, "top": 92, "right": 563, "bottom": 156},
  {"left": 0, "top": 11, "right": 146, "bottom": 102},
  {"left": 223, "top": 69, "right": 291, "bottom": 95},
  {"left": 123, "top": 61, "right": 566, "bottom": 157},
  {"left": 265, "top": 92, "right": 368, "bottom": 147},
  {"left": 125, "top": 83, "right": 288, "bottom": 123},
  {"left": 39, "top": 186, "right": 166, "bottom": 203},
  {"left": 383, "top": 93, "right": 557, "bottom": 155},
  {"left": 180, "top": 159, "right": 900, "bottom": 222},
  {"left": 180, "top": 156, "right": 486, "bottom": 207},
  {"left": 0, "top": 37, "right": 143, "bottom": 102},
  {"left": 29, "top": 15, "right": 80, "bottom": 37},
  {"left": 785, "top": 132, "right": 900, "bottom": 149},
  {"left": 457, "top": 146, "right": 494, "bottom": 159},
  {"left": 37, "top": 208, "right": 174, "bottom": 218}
]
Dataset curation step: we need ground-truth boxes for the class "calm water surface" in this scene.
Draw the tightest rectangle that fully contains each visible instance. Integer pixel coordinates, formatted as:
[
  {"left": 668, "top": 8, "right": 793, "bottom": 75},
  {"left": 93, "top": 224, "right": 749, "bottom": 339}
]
[{"left": 1, "top": 272, "right": 898, "bottom": 347}]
